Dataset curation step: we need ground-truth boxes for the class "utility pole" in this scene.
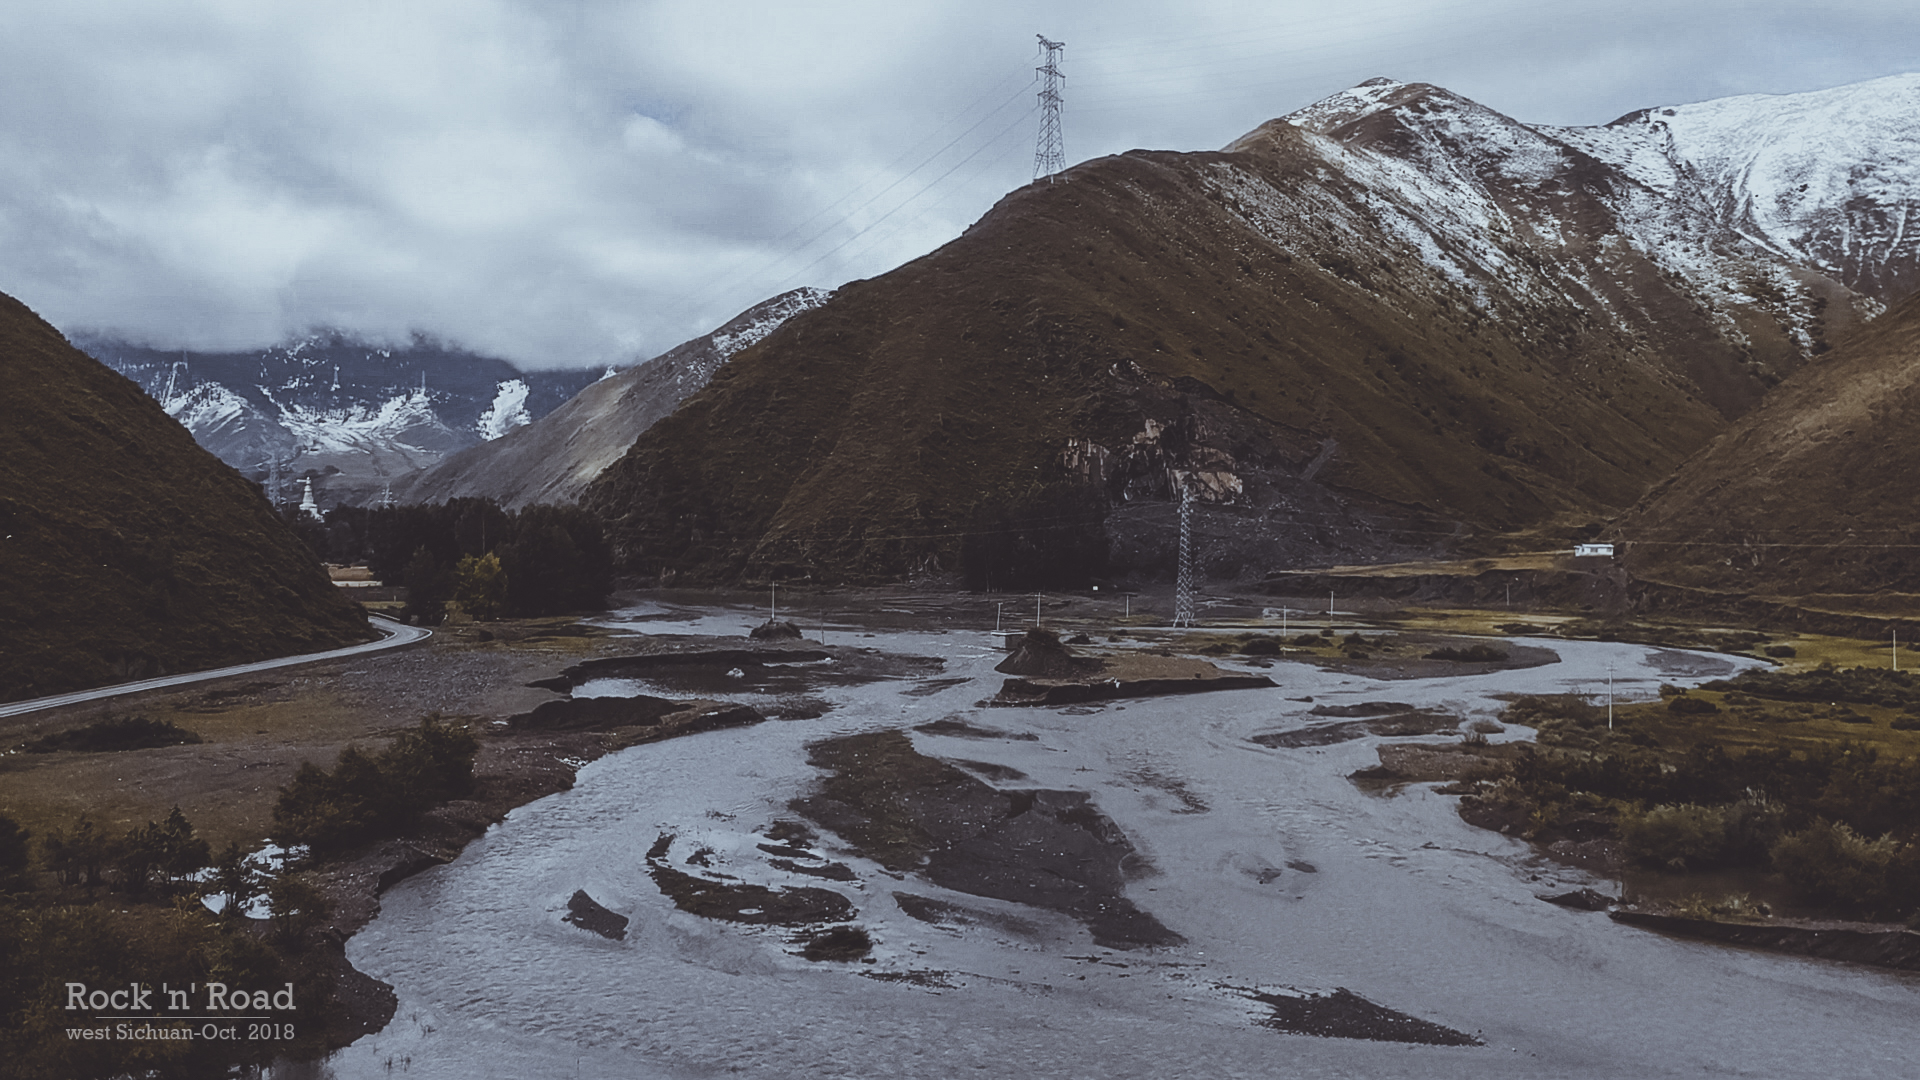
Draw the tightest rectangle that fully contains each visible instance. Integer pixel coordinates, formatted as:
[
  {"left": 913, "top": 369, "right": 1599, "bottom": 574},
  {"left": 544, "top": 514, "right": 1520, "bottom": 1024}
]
[
  {"left": 769, "top": 583, "right": 777, "bottom": 623},
  {"left": 1895, "top": 628, "right": 1900, "bottom": 671},
  {"left": 1607, "top": 662, "right": 1615, "bottom": 731},
  {"left": 1174, "top": 490, "right": 1197, "bottom": 628},
  {"left": 1034, "top": 35, "right": 1066, "bottom": 182}
]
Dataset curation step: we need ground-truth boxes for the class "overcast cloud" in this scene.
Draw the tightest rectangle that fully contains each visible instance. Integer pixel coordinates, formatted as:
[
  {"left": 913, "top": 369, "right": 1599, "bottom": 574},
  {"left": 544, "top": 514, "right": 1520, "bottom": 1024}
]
[{"left": 2, "top": 0, "right": 1916, "bottom": 369}]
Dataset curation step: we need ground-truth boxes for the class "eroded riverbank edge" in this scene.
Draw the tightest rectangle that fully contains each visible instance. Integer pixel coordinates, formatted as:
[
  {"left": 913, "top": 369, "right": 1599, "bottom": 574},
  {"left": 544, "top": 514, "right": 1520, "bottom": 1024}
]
[{"left": 1347, "top": 730, "right": 1920, "bottom": 975}]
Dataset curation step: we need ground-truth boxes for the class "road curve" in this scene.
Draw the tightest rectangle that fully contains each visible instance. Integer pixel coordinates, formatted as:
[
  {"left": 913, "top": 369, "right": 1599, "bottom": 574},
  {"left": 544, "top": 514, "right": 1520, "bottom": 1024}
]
[{"left": 0, "top": 615, "right": 434, "bottom": 719}]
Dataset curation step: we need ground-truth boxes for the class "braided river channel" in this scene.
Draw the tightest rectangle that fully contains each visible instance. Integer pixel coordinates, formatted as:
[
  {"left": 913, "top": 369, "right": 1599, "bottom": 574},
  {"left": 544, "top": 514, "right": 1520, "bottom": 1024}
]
[{"left": 318, "top": 604, "right": 1918, "bottom": 1078}]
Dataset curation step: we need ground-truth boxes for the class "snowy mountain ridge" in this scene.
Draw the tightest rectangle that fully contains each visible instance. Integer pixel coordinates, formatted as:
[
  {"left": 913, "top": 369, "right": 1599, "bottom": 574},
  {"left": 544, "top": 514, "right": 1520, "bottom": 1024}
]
[
  {"left": 1284, "top": 74, "right": 1920, "bottom": 309},
  {"left": 78, "top": 332, "right": 601, "bottom": 510}
]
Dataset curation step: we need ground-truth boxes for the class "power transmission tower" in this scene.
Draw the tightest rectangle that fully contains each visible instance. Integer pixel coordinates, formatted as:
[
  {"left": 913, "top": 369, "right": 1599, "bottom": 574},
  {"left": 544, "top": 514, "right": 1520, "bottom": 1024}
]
[
  {"left": 1174, "top": 489, "right": 1197, "bottom": 628},
  {"left": 1034, "top": 35, "right": 1066, "bottom": 182}
]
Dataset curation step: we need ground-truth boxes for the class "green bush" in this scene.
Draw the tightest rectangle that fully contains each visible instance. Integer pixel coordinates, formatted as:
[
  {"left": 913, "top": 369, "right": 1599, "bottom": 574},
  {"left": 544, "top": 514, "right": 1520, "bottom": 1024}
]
[
  {"left": 1619, "top": 803, "right": 1733, "bottom": 870},
  {"left": 1425, "top": 644, "right": 1508, "bottom": 662},
  {"left": 0, "top": 814, "right": 29, "bottom": 889},
  {"left": 114, "top": 807, "right": 210, "bottom": 897},
  {"left": 1770, "top": 820, "right": 1913, "bottom": 914},
  {"left": 1667, "top": 695, "right": 1720, "bottom": 715},
  {"left": 452, "top": 551, "right": 509, "bottom": 620},
  {"left": 270, "top": 716, "right": 477, "bottom": 854}
]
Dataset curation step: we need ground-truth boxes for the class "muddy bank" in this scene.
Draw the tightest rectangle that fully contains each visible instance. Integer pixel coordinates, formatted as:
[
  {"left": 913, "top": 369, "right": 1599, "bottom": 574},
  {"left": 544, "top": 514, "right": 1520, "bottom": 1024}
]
[
  {"left": 1237, "top": 986, "right": 1483, "bottom": 1046},
  {"left": 645, "top": 832, "right": 856, "bottom": 925},
  {"left": 508, "top": 694, "right": 765, "bottom": 741},
  {"left": 790, "top": 730, "right": 1181, "bottom": 949},
  {"left": 996, "top": 671, "right": 1277, "bottom": 706},
  {"left": 533, "top": 638, "right": 941, "bottom": 695},
  {"left": 1307, "top": 641, "right": 1560, "bottom": 681},
  {"left": 992, "top": 651, "right": 1276, "bottom": 707},
  {"left": 1609, "top": 911, "right": 1920, "bottom": 971},
  {"left": 1254, "top": 708, "right": 1463, "bottom": 749}
]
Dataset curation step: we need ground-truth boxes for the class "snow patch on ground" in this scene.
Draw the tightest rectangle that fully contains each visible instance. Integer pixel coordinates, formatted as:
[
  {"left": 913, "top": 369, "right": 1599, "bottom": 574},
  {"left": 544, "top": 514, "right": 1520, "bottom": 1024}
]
[{"left": 476, "top": 379, "right": 532, "bottom": 441}]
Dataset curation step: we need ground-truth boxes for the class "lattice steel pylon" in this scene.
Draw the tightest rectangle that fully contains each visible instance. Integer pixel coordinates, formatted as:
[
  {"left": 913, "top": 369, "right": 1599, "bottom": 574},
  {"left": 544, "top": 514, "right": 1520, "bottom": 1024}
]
[
  {"left": 1173, "top": 488, "right": 1197, "bottom": 628},
  {"left": 1034, "top": 35, "right": 1066, "bottom": 182}
]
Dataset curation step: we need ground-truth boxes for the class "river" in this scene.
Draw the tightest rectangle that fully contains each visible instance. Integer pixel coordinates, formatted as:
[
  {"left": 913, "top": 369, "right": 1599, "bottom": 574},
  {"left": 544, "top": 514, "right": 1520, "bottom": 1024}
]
[{"left": 319, "top": 607, "right": 1919, "bottom": 1078}]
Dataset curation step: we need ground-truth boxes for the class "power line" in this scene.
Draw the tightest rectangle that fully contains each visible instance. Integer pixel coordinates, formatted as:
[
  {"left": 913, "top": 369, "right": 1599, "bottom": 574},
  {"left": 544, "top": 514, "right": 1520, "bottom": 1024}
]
[
  {"left": 765, "top": 102, "right": 1038, "bottom": 295},
  {"left": 684, "top": 74, "right": 1039, "bottom": 310}
]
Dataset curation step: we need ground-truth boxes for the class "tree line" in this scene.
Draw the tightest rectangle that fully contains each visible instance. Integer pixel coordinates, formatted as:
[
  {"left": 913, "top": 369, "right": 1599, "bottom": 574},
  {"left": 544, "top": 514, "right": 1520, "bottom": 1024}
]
[{"left": 283, "top": 498, "right": 613, "bottom": 622}]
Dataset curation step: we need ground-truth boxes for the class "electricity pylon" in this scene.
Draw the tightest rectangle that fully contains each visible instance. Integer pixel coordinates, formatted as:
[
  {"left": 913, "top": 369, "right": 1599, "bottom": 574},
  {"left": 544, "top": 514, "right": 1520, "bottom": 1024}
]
[{"left": 1034, "top": 35, "right": 1066, "bottom": 182}]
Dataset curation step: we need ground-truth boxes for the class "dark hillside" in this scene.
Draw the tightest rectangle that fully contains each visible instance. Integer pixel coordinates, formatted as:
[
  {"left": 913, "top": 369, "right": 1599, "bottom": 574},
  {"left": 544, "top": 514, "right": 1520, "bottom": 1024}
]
[
  {"left": 0, "top": 292, "right": 371, "bottom": 701},
  {"left": 586, "top": 86, "right": 1862, "bottom": 585},
  {"left": 1618, "top": 291, "right": 1920, "bottom": 598}
]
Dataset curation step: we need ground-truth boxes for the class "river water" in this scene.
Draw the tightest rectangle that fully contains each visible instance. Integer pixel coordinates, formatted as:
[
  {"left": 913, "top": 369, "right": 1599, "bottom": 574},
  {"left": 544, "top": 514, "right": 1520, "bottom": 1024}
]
[{"left": 321, "top": 609, "right": 1920, "bottom": 1078}]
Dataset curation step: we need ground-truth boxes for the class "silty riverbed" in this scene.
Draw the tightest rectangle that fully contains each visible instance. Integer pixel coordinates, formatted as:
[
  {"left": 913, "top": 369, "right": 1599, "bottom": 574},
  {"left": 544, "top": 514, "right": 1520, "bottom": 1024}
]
[{"left": 321, "top": 604, "right": 1920, "bottom": 1079}]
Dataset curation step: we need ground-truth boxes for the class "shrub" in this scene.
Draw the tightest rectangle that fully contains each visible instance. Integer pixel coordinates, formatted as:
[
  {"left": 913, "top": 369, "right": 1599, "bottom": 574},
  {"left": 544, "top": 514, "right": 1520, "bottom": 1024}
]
[
  {"left": 1619, "top": 803, "right": 1733, "bottom": 870},
  {"left": 1765, "top": 645, "right": 1797, "bottom": 658},
  {"left": 270, "top": 717, "right": 477, "bottom": 854},
  {"left": 39, "top": 816, "right": 113, "bottom": 889},
  {"left": 1667, "top": 695, "right": 1720, "bottom": 715},
  {"left": 1239, "top": 636, "right": 1281, "bottom": 656},
  {"left": 1502, "top": 694, "right": 1607, "bottom": 729},
  {"left": 0, "top": 814, "right": 29, "bottom": 888},
  {"left": 1770, "top": 820, "right": 1912, "bottom": 913},
  {"left": 451, "top": 552, "right": 508, "bottom": 620},
  {"left": 1426, "top": 644, "right": 1508, "bottom": 662},
  {"left": 114, "top": 807, "right": 210, "bottom": 897}
]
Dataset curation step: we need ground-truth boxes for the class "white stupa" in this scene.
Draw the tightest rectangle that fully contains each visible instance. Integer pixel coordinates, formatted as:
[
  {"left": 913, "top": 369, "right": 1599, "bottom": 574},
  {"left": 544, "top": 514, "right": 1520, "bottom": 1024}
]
[{"left": 298, "top": 477, "right": 323, "bottom": 521}]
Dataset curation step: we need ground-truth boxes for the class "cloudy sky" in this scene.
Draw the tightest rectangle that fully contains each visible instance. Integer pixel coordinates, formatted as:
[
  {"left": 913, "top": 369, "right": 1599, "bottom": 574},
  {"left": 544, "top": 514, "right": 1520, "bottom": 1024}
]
[{"left": 3, "top": 0, "right": 1916, "bottom": 369}]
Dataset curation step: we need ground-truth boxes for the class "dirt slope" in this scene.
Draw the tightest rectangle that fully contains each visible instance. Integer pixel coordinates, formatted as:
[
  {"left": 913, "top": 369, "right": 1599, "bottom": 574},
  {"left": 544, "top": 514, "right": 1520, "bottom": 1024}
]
[
  {"left": 1618, "top": 291, "right": 1920, "bottom": 597},
  {"left": 396, "top": 289, "right": 828, "bottom": 510},
  {"left": 0, "top": 292, "right": 370, "bottom": 702}
]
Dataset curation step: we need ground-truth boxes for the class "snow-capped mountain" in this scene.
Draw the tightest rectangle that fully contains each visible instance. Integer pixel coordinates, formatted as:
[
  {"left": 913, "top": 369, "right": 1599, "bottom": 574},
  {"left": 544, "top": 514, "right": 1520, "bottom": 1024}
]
[
  {"left": 1264, "top": 77, "right": 1890, "bottom": 384},
  {"left": 396, "top": 287, "right": 831, "bottom": 510},
  {"left": 581, "top": 74, "right": 1920, "bottom": 583},
  {"left": 1552, "top": 73, "right": 1920, "bottom": 304},
  {"left": 75, "top": 332, "right": 600, "bottom": 510}
]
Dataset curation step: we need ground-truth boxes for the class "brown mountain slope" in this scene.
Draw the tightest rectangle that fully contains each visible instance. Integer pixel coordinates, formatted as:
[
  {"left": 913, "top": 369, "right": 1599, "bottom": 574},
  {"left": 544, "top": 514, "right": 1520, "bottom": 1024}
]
[
  {"left": 394, "top": 288, "right": 828, "bottom": 510},
  {"left": 1618, "top": 291, "right": 1920, "bottom": 597},
  {"left": 585, "top": 85, "right": 1867, "bottom": 585},
  {"left": 0, "top": 292, "right": 370, "bottom": 702}
]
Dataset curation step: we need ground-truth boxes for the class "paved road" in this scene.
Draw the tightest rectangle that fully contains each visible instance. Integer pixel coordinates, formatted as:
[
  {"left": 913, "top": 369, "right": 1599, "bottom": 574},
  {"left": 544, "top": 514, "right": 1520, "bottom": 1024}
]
[{"left": 0, "top": 615, "right": 434, "bottom": 719}]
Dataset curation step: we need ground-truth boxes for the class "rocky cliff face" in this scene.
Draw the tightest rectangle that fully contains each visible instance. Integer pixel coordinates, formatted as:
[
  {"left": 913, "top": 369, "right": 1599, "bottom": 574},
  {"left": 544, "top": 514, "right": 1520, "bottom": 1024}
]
[
  {"left": 579, "top": 75, "right": 1917, "bottom": 585},
  {"left": 0, "top": 292, "right": 371, "bottom": 702},
  {"left": 394, "top": 288, "right": 829, "bottom": 511}
]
